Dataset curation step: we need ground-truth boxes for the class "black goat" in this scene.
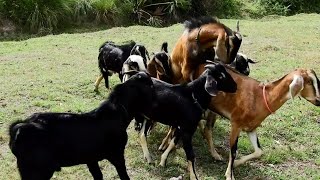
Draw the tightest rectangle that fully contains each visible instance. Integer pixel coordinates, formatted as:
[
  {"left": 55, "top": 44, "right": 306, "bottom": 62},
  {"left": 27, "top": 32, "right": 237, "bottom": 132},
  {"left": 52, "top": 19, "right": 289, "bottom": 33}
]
[
  {"left": 146, "top": 49, "right": 255, "bottom": 158},
  {"left": 9, "top": 72, "right": 155, "bottom": 180},
  {"left": 138, "top": 63, "right": 237, "bottom": 180},
  {"left": 229, "top": 53, "right": 256, "bottom": 76},
  {"left": 94, "top": 40, "right": 150, "bottom": 90}
]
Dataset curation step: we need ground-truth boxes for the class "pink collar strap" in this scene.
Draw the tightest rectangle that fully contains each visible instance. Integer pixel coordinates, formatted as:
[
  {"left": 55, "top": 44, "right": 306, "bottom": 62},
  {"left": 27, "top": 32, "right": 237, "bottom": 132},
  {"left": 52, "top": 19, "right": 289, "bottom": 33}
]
[{"left": 263, "top": 85, "right": 274, "bottom": 114}]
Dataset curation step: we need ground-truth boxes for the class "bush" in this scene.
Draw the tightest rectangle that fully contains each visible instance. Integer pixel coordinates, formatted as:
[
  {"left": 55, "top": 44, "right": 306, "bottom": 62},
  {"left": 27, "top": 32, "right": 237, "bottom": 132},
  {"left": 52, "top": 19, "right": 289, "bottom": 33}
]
[
  {"left": 71, "top": 0, "right": 94, "bottom": 24},
  {"left": 91, "top": 0, "right": 116, "bottom": 24},
  {"left": 2, "top": 0, "right": 319, "bottom": 34},
  {"left": 258, "top": 0, "right": 320, "bottom": 16},
  {"left": 3, "top": 0, "right": 72, "bottom": 33}
]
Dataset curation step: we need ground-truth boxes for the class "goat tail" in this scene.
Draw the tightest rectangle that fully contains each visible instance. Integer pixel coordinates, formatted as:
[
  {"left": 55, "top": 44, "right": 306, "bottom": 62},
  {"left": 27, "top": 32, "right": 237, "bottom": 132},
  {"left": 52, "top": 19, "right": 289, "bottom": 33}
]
[
  {"left": 9, "top": 120, "right": 44, "bottom": 155},
  {"left": 161, "top": 42, "right": 168, "bottom": 53}
]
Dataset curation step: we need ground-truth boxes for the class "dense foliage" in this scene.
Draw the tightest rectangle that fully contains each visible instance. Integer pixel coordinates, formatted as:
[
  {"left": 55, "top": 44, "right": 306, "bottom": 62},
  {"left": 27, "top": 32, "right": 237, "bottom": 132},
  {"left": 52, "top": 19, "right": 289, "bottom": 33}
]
[{"left": 0, "top": 0, "right": 319, "bottom": 34}]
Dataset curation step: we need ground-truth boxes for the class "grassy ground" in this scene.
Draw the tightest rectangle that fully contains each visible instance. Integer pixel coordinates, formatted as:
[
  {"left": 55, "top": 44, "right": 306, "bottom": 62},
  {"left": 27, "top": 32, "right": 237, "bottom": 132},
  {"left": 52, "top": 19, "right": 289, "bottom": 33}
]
[{"left": 0, "top": 14, "right": 319, "bottom": 180}]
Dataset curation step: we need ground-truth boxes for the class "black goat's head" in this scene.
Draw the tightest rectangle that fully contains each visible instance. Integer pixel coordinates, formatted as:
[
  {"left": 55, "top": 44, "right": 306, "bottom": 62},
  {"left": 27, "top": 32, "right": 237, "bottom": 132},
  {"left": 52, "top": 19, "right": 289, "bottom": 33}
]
[
  {"left": 231, "top": 53, "right": 256, "bottom": 76},
  {"left": 204, "top": 63, "right": 237, "bottom": 96}
]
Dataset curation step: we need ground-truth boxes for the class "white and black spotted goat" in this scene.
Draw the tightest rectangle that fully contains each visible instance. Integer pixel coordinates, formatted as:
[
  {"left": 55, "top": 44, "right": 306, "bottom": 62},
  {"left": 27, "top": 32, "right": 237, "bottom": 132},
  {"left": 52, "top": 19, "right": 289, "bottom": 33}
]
[
  {"left": 229, "top": 53, "right": 256, "bottom": 76},
  {"left": 94, "top": 40, "right": 150, "bottom": 90}
]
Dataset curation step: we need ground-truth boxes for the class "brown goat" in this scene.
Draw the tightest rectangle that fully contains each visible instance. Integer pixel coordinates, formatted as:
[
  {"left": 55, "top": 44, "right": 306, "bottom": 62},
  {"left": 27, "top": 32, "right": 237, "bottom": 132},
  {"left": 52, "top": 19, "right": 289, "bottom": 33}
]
[
  {"left": 193, "top": 65, "right": 320, "bottom": 180},
  {"left": 170, "top": 17, "right": 242, "bottom": 83}
]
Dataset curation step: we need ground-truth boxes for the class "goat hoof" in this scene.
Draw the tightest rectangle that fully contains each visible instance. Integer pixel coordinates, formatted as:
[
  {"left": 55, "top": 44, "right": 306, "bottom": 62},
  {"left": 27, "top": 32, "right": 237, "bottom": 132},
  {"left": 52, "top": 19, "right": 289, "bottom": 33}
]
[
  {"left": 159, "top": 161, "right": 166, "bottom": 167},
  {"left": 158, "top": 144, "right": 168, "bottom": 151},
  {"left": 225, "top": 176, "right": 235, "bottom": 180},
  {"left": 144, "top": 156, "right": 152, "bottom": 164},
  {"left": 212, "top": 154, "right": 223, "bottom": 161},
  {"left": 169, "top": 175, "right": 183, "bottom": 180},
  {"left": 234, "top": 160, "right": 242, "bottom": 167}
]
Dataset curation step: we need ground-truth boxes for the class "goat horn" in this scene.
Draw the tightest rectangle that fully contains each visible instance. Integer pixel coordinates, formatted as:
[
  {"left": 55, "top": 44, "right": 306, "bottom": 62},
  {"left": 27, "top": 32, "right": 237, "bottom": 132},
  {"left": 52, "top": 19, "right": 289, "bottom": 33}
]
[{"left": 236, "top": 20, "right": 240, "bottom": 32}]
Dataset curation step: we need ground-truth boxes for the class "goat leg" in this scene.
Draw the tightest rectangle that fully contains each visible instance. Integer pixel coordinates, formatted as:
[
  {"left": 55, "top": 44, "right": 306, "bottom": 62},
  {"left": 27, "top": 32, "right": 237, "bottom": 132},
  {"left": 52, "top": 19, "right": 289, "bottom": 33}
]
[
  {"left": 215, "top": 35, "right": 228, "bottom": 63},
  {"left": 182, "top": 133, "right": 198, "bottom": 180},
  {"left": 158, "top": 127, "right": 175, "bottom": 151},
  {"left": 234, "top": 130, "right": 263, "bottom": 167},
  {"left": 109, "top": 153, "right": 130, "bottom": 180},
  {"left": 139, "top": 119, "right": 152, "bottom": 164},
  {"left": 159, "top": 137, "right": 176, "bottom": 166},
  {"left": 202, "top": 111, "right": 223, "bottom": 161},
  {"left": 225, "top": 126, "right": 241, "bottom": 180},
  {"left": 94, "top": 75, "right": 103, "bottom": 91},
  {"left": 87, "top": 162, "right": 103, "bottom": 180}
]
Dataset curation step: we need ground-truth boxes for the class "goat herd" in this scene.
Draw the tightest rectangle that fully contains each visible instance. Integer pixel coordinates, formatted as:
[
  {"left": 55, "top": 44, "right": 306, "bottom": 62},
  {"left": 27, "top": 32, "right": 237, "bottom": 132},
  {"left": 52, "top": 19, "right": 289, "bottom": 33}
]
[{"left": 8, "top": 16, "right": 320, "bottom": 180}]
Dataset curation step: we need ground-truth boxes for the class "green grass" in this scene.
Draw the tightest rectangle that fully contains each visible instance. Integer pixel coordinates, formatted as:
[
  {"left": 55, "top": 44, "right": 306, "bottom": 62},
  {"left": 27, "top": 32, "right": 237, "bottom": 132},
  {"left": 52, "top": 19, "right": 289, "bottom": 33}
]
[{"left": 1, "top": 13, "right": 320, "bottom": 180}]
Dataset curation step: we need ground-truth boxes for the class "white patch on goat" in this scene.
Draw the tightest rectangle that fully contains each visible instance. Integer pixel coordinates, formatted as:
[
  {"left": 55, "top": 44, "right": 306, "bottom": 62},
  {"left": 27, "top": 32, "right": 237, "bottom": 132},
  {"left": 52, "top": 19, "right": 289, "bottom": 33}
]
[
  {"left": 309, "top": 73, "right": 320, "bottom": 97},
  {"left": 288, "top": 75, "right": 304, "bottom": 99},
  {"left": 237, "top": 52, "right": 247, "bottom": 60},
  {"left": 192, "top": 49, "right": 197, "bottom": 56},
  {"left": 14, "top": 129, "right": 21, "bottom": 141},
  {"left": 135, "top": 46, "right": 142, "bottom": 56},
  {"left": 235, "top": 33, "right": 242, "bottom": 40},
  {"left": 155, "top": 58, "right": 164, "bottom": 69},
  {"left": 128, "top": 55, "right": 147, "bottom": 71},
  {"left": 140, "top": 120, "right": 152, "bottom": 163}
]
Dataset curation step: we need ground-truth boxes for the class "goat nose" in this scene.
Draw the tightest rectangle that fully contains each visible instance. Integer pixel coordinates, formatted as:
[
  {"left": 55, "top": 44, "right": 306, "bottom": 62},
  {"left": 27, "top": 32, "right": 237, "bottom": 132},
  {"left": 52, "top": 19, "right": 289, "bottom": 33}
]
[{"left": 316, "top": 99, "right": 320, "bottom": 106}]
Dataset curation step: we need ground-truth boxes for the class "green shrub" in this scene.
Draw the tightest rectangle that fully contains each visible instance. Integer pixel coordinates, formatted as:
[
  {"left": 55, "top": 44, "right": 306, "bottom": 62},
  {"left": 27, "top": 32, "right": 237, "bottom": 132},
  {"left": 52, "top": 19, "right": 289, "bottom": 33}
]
[
  {"left": 91, "top": 0, "right": 116, "bottom": 24},
  {"left": 113, "top": 0, "right": 135, "bottom": 26},
  {"left": 3, "top": 0, "right": 72, "bottom": 33},
  {"left": 258, "top": 0, "right": 320, "bottom": 16},
  {"left": 71, "top": 0, "right": 94, "bottom": 24},
  {"left": 259, "top": 0, "right": 290, "bottom": 15}
]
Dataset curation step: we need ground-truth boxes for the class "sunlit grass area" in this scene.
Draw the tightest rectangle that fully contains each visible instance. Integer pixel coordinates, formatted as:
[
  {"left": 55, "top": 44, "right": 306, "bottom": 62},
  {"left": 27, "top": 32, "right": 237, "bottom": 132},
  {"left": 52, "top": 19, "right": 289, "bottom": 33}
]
[{"left": 0, "top": 14, "right": 319, "bottom": 179}]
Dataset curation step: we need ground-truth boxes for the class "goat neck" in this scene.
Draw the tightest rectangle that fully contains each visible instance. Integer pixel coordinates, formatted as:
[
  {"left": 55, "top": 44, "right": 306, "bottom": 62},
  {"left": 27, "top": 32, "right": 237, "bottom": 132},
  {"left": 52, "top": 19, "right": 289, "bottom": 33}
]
[
  {"left": 262, "top": 77, "right": 292, "bottom": 114},
  {"left": 186, "top": 74, "right": 212, "bottom": 110}
]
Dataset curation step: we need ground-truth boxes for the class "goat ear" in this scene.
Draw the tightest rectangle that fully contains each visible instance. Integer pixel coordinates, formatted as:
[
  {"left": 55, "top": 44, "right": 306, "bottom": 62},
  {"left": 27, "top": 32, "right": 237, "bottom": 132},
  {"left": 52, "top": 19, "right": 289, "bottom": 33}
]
[
  {"left": 145, "top": 50, "right": 151, "bottom": 62},
  {"left": 248, "top": 59, "right": 256, "bottom": 64},
  {"left": 205, "top": 75, "right": 218, "bottom": 96},
  {"left": 289, "top": 75, "right": 304, "bottom": 99},
  {"left": 147, "top": 59, "right": 157, "bottom": 78}
]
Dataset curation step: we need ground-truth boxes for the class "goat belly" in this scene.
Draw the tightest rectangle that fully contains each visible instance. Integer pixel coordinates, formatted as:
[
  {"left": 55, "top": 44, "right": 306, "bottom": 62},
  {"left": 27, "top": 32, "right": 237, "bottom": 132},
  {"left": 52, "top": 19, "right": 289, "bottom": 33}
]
[{"left": 51, "top": 126, "right": 127, "bottom": 166}]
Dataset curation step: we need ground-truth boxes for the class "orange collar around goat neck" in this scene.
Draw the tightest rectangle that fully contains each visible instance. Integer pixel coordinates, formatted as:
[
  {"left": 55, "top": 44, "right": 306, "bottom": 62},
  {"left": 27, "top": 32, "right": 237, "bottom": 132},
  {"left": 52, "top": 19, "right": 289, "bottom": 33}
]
[{"left": 263, "top": 85, "right": 275, "bottom": 114}]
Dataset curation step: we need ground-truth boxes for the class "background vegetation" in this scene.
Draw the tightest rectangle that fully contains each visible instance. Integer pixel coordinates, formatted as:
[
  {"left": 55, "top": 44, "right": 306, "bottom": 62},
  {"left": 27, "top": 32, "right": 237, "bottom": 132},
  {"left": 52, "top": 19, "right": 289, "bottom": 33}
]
[
  {"left": 0, "top": 14, "right": 319, "bottom": 179},
  {"left": 0, "top": 0, "right": 320, "bottom": 34}
]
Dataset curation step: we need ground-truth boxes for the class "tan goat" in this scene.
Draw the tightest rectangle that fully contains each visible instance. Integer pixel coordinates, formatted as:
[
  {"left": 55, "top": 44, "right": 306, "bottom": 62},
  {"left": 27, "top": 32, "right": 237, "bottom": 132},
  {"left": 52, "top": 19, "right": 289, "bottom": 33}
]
[{"left": 192, "top": 65, "right": 320, "bottom": 180}]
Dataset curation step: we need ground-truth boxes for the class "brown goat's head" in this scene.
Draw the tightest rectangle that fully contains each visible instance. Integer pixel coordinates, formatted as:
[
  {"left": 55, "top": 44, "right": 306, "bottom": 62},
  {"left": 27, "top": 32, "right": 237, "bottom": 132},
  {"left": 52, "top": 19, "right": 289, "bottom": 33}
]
[
  {"left": 289, "top": 69, "right": 320, "bottom": 106},
  {"left": 147, "top": 42, "right": 172, "bottom": 83}
]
